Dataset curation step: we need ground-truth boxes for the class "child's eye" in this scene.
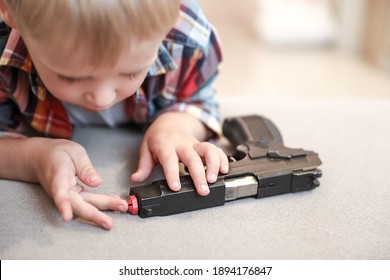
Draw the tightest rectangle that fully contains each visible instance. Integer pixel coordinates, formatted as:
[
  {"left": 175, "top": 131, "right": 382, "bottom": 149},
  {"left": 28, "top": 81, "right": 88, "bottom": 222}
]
[
  {"left": 125, "top": 71, "right": 141, "bottom": 80},
  {"left": 57, "top": 75, "right": 82, "bottom": 84}
]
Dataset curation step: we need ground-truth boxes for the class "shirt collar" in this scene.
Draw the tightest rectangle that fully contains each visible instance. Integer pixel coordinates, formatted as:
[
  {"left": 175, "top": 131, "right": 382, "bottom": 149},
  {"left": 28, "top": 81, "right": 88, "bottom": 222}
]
[
  {"left": 0, "top": 29, "right": 33, "bottom": 73},
  {"left": 147, "top": 43, "right": 177, "bottom": 77},
  {"left": 0, "top": 28, "right": 47, "bottom": 100}
]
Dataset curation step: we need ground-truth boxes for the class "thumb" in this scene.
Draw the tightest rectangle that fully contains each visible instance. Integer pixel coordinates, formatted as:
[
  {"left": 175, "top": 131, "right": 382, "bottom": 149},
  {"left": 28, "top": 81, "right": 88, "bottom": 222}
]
[{"left": 74, "top": 153, "right": 102, "bottom": 187}]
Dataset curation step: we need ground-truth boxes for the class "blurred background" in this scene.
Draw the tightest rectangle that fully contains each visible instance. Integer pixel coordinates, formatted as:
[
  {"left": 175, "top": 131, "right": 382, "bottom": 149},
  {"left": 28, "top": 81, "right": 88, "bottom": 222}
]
[{"left": 198, "top": 0, "right": 390, "bottom": 98}]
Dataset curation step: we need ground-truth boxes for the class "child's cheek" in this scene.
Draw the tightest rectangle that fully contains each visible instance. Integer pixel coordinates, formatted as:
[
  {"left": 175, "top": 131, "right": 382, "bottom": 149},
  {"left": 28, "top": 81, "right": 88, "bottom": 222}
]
[{"left": 119, "top": 75, "right": 147, "bottom": 99}]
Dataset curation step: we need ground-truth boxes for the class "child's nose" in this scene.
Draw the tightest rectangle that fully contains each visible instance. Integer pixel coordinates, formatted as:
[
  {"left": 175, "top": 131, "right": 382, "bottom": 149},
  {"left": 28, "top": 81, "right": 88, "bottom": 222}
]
[{"left": 85, "top": 89, "right": 116, "bottom": 108}]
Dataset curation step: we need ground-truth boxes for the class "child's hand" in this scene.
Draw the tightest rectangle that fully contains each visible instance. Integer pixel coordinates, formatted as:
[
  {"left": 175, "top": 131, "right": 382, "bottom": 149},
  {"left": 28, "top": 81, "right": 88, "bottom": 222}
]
[
  {"left": 28, "top": 138, "right": 128, "bottom": 230},
  {"left": 131, "top": 112, "right": 229, "bottom": 195}
]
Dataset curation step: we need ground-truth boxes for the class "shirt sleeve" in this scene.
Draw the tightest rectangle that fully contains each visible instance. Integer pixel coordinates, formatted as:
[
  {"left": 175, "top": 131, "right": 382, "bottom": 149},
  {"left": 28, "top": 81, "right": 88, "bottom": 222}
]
[
  {"left": 151, "top": 24, "right": 223, "bottom": 138},
  {"left": 0, "top": 68, "right": 22, "bottom": 138},
  {"left": 149, "top": 1, "right": 222, "bottom": 137},
  {"left": 0, "top": 87, "right": 26, "bottom": 138}
]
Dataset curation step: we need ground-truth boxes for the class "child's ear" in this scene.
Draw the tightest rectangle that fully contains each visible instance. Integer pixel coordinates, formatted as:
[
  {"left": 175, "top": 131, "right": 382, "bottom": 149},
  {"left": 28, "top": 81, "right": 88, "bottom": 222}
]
[{"left": 0, "top": 0, "right": 17, "bottom": 29}]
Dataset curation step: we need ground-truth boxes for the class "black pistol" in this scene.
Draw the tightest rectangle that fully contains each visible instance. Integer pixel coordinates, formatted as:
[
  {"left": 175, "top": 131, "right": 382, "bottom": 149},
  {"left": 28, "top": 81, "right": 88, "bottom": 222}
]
[{"left": 128, "top": 115, "right": 322, "bottom": 217}]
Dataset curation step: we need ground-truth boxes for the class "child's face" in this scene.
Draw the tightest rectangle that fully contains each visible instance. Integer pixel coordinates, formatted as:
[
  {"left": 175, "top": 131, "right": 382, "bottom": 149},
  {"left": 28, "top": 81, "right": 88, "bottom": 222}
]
[{"left": 25, "top": 36, "right": 162, "bottom": 111}]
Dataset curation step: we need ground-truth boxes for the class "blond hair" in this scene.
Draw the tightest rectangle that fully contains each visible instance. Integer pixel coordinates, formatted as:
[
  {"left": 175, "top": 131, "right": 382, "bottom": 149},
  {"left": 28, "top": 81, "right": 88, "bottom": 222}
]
[{"left": 4, "top": 0, "right": 180, "bottom": 66}]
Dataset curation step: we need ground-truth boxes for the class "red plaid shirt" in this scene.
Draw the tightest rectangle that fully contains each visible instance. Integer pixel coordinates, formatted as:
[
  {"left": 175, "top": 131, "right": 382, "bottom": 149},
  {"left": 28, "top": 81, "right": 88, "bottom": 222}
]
[{"left": 0, "top": 1, "right": 222, "bottom": 139}]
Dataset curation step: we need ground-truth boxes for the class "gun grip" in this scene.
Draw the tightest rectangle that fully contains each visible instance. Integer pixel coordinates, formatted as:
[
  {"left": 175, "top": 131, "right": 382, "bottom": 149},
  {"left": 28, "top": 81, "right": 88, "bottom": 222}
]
[{"left": 223, "top": 115, "right": 283, "bottom": 147}]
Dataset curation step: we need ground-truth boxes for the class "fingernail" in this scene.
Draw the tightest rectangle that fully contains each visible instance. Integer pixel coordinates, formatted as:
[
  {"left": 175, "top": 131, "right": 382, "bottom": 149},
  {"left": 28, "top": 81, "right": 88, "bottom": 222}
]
[
  {"left": 209, "top": 173, "right": 217, "bottom": 182},
  {"left": 222, "top": 165, "right": 229, "bottom": 173},
  {"left": 200, "top": 183, "right": 210, "bottom": 194},
  {"left": 89, "top": 175, "right": 99, "bottom": 183},
  {"left": 118, "top": 204, "right": 127, "bottom": 212},
  {"left": 171, "top": 181, "right": 181, "bottom": 191}
]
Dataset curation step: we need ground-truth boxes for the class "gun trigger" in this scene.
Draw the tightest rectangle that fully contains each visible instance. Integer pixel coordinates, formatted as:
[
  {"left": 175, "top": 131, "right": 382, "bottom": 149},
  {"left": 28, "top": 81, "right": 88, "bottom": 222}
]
[{"left": 267, "top": 150, "right": 292, "bottom": 159}]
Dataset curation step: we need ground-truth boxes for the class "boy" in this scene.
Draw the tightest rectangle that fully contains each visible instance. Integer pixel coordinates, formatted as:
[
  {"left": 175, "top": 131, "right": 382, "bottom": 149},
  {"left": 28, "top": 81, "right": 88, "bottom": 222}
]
[{"left": 0, "top": 0, "right": 229, "bottom": 230}]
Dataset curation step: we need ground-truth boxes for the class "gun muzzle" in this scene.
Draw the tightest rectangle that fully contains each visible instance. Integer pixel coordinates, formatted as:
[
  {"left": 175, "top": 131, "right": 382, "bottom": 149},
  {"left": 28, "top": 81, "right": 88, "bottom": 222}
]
[{"left": 128, "top": 195, "right": 139, "bottom": 215}]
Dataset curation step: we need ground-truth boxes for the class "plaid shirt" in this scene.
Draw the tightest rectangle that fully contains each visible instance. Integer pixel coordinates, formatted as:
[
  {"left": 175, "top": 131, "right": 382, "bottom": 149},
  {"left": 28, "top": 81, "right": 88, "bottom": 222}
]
[{"left": 0, "top": 1, "right": 222, "bottom": 139}]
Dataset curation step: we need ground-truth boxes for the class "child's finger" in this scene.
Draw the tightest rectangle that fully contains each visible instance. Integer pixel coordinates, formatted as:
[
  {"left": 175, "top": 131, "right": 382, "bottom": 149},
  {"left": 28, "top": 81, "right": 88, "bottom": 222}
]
[
  {"left": 154, "top": 147, "right": 181, "bottom": 191},
  {"left": 53, "top": 192, "right": 73, "bottom": 222},
  {"left": 180, "top": 150, "right": 209, "bottom": 196},
  {"left": 130, "top": 144, "right": 155, "bottom": 182},
  {"left": 49, "top": 169, "right": 75, "bottom": 222},
  {"left": 51, "top": 183, "right": 73, "bottom": 222},
  {"left": 65, "top": 145, "right": 101, "bottom": 187},
  {"left": 69, "top": 191, "right": 113, "bottom": 230},
  {"left": 194, "top": 142, "right": 222, "bottom": 183},
  {"left": 218, "top": 147, "right": 230, "bottom": 174},
  {"left": 79, "top": 191, "right": 128, "bottom": 212}
]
